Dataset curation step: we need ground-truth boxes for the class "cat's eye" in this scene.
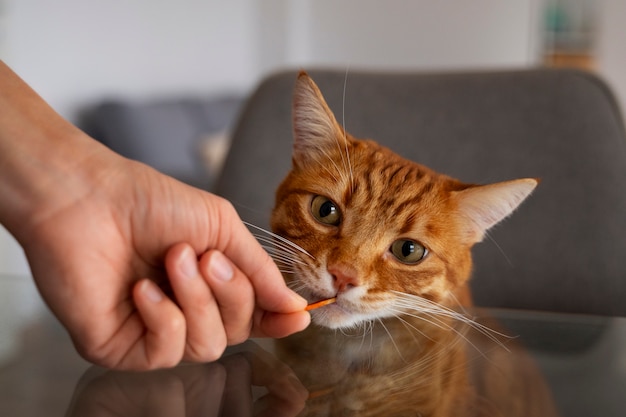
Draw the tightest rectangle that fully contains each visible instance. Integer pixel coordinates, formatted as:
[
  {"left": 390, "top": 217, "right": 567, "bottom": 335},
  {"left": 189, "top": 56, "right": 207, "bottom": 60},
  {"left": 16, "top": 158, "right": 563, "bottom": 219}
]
[
  {"left": 311, "top": 195, "right": 341, "bottom": 226},
  {"left": 390, "top": 239, "right": 427, "bottom": 264}
]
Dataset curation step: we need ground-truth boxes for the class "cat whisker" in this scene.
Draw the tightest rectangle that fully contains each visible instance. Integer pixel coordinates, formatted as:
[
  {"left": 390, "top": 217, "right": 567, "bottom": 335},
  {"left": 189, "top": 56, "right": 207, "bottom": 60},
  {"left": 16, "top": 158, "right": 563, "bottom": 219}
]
[
  {"left": 445, "top": 291, "right": 470, "bottom": 316},
  {"left": 338, "top": 326, "right": 354, "bottom": 337},
  {"left": 390, "top": 291, "right": 512, "bottom": 353},
  {"left": 362, "top": 320, "right": 376, "bottom": 369},
  {"left": 389, "top": 306, "right": 494, "bottom": 360},
  {"left": 270, "top": 263, "right": 300, "bottom": 274},
  {"left": 341, "top": 66, "right": 355, "bottom": 194},
  {"left": 265, "top": 256, "right": 300, "bottom": 270},
  {"left": 358, "top": 320, "right": 374, "bottom": 353},
  {"left": 391, "top": 335, "right": 466, "bottom": 393},
  {"left": 377, "top": 318, "right": 408, "bottom": 363},
  {"left": 244, "top": 222, "right": 315, "bottom": 260},
  {"left": 261, "top": 245, "right": 308, "bottom": 267},
  {"left": 261, "top": 242, "right": 301, "bottom": 258},
  {"left": 395, "top": 302, "right": 507, "bottom": 348},
  {"left": 388, "top": 307, "right": 456, "bottom": 336},
  {"left": 391, "top": 291, "right": 504, "bottom": 333},
  {"left": 389, "top": 335, "right": 442, "bottom": 381},
  {"left": 392, "top": 314, "right": 437, "bottom": 344},
  {"left": 485, "top": 232, "right": 514, "bottom": 267},
  {"left": 256, "top": 235, "right": 309, "bottom": 262},
  {"left": 317, "top": 146, "right": 348, "bottom": 185},
  {"left": 286, "top": 280, "right": 308, "bottom": 293}
]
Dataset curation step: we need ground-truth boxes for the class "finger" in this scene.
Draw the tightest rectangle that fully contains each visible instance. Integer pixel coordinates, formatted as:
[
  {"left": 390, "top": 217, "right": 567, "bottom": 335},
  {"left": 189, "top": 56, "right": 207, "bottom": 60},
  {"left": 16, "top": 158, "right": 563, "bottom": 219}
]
[
  {"left": 199, "top": 250, "right": 255, "bottom": 345},
  {"left": 252, "top": 310, "right": 311, "bottom": 339},
  {"left": 127, "top": 279, "right": 186, "bottom": 370},
  {"left": 165, "top": 243, "right": 228, "bottom": 362},
  {"left": 208, "top": 198, "right": 307, "bottom": 313}
]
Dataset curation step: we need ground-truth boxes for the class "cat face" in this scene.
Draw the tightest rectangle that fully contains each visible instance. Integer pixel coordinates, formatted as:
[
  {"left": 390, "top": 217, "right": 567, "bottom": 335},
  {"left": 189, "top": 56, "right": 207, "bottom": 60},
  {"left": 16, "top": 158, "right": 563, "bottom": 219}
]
[{"left": 271, "top": 72, "right": 537, "bottom": 329}]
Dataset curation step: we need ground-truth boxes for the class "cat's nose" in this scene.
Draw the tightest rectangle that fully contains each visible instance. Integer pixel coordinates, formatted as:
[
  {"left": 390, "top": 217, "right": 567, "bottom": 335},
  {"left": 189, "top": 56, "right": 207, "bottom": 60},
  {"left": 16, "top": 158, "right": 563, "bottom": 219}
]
[{"left": 328, "top": 264, "right": 359, "bottom": 293}]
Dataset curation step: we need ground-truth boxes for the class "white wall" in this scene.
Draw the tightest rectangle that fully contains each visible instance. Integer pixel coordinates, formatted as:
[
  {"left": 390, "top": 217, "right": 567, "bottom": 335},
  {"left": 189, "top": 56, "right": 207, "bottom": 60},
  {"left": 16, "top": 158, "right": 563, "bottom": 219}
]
[
  {"left": 2, "top": 0, "right": 542, "bottom": 123},
  {"left": 0, "top": 227, "right": 29, "bottom": 275},
  {"left": 596, "top": 0, "right": 626, "bottom": 116},
  {"left": 287, "top": 0, "right": 539, "bottom": 70},
  {"left": 257, "top": 0, "right": 543, "bottom": 72},
  {"left": 1, "top": 0, "right": 257, "bottom": 121}
]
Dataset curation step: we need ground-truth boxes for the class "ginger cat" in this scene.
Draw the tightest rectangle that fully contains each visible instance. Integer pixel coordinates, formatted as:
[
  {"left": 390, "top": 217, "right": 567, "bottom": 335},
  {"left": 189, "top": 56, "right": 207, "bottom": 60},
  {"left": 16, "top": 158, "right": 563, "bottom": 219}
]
[
  {"left": 266, "top": 72, "right": 556, "bottom": 417},
  {"left": 271, "top": 72, "right": 537, "bottom": 330}
]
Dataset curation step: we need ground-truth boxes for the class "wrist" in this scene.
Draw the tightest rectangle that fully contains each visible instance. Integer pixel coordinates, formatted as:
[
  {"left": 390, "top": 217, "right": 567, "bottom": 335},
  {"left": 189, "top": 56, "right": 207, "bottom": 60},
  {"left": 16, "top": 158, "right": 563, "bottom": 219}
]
[{"left": 0, "top": 61, "right": 123, "bottom": 244}]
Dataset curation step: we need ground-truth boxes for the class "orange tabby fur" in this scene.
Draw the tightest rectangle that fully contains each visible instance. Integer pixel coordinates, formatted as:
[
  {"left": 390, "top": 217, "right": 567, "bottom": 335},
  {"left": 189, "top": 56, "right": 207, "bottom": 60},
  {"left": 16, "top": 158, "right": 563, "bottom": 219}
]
[{"left": 271, "top": 72, "right": 537, "bottom": 330}]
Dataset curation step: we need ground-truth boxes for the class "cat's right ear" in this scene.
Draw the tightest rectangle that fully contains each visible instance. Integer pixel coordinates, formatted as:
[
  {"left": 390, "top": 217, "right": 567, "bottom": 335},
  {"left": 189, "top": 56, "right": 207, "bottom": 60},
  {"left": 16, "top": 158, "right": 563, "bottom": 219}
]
[
  {"left": 453, "top": 178, "right": 538, "bottom": 243},
  {"left": 292, "top": 71, "right": 345, "bottom": 168}
]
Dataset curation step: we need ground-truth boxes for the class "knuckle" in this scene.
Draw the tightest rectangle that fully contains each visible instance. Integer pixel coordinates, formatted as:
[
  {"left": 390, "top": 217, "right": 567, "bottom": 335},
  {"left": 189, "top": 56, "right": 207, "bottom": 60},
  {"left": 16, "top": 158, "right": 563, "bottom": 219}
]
[
  {"left": 77, "top": 345, "right": 113, "bottom": 368},
  {"left": 151, "top": 354, "right": 183, "bottom": 370},
  {"left": 212, "top": 196, "right": 237, "bottom": 221},
  {"left": 72, "top": 332, "right": 118, "bottom": 368},
  {"left": 187, "top": 335, "right": 228, "bottom": 363},
  {"left": 165, "top": 313, "right": 186, "bottom": 334},
  {"left": 227, "top": 321, "right": 253, "bottom": 346},
  {"left": 216, "top": 196, "right": 236, "bottom": 213}
]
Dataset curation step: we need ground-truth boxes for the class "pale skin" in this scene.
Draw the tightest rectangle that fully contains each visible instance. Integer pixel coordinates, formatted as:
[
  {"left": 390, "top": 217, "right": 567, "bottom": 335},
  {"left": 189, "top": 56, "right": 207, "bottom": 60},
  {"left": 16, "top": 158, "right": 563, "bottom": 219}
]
[{"left": 0, "top": 61, "right": 310, "bottom": 371}]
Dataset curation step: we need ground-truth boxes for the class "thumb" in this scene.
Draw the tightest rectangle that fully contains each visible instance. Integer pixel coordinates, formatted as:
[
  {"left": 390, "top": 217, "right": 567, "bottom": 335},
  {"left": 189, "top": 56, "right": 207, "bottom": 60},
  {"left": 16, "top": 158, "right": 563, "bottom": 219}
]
[{"left": 210, "top": 199, "right": 306, "bottom": 313}]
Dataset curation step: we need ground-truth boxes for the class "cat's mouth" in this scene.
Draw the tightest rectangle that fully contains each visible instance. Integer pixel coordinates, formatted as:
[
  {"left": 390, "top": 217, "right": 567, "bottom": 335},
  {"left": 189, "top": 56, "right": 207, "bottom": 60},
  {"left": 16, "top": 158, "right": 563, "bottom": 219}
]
[
  {"left": 306, "top": 291, "right": 348, "bottom": 312},
  {"left": 307, "top": 291, "right": 340, "bottom": 308},
  {"left": 306, "top": 296, "right": 338, "bottom": 311},
  {"left": 305, "top": 292, "right": 373, "bottom": 329}
]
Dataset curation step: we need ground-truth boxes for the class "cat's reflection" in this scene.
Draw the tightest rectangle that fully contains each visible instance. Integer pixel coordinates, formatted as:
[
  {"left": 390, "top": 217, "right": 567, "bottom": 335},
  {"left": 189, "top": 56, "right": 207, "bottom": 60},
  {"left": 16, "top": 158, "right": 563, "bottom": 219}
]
[
  {"left": 277, "top": 312, "right": 560, "bottom": 417},
  {"left": 65, "top": 313, "right": 559, "bottom": 417}
]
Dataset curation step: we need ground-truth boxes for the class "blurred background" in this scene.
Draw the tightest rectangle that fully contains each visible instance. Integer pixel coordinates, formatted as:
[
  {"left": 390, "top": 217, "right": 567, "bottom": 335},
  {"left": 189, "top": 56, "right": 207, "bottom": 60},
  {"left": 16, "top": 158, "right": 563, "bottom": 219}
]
[{"left": 0, "top": 0, "right": 624, "bottom": 362}]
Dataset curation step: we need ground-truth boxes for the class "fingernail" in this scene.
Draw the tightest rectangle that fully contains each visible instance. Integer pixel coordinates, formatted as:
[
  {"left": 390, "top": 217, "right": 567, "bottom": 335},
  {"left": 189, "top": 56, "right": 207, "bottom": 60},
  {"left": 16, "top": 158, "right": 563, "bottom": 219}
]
[
  {"left": 179, "top": 247, "right": 198, "bottom": 279},
  {"left": 209, "top": 252, "right": 234, "bottom": 281},
  {"left": 142, "top": 280, "right": 163, "bottom": 303}
]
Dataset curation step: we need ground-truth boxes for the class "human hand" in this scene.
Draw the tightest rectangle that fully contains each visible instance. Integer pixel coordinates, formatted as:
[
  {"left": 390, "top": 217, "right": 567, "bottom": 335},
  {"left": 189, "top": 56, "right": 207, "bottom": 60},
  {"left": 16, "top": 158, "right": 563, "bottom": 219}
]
[{"left": 17, "top": 153, "right": 309, "bottom": 370}]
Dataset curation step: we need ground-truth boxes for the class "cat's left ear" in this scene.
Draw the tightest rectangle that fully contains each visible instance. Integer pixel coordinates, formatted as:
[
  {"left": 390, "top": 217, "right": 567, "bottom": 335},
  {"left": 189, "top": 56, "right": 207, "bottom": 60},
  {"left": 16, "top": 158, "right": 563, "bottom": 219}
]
[
  {"left": 453, "top": 178, "right": 538, "bottom": 243},
  {"left": 292, "top": 71, "right": 346, "bottom": 168}
]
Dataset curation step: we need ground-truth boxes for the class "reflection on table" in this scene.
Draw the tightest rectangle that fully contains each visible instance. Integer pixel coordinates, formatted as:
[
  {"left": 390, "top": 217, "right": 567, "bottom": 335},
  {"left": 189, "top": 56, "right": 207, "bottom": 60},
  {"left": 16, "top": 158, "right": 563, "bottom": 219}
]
[{"left": 63, "top": 309, "right": 626, "bottom": 417}]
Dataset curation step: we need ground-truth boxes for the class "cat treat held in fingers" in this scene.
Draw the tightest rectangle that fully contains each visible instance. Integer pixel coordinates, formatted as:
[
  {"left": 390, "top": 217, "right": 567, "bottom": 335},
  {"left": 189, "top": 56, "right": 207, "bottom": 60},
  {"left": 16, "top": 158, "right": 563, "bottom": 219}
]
[{"left": 271, "top": 71, "right": 537, "bottom": 330}]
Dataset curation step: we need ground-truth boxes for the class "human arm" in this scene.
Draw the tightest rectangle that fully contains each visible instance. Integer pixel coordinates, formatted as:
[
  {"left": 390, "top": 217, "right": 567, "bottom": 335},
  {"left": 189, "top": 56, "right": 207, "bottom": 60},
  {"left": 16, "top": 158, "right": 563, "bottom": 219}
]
[{"left": 0, "top": 61, "right": 309, "bottom": 370}]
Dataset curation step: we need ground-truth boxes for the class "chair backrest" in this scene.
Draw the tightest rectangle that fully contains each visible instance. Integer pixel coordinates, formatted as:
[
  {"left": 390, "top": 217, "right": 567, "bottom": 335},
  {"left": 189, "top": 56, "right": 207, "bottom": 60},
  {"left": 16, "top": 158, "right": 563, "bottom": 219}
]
[{"left": 214, "top": 69, "right": 626, "bottom": 316}]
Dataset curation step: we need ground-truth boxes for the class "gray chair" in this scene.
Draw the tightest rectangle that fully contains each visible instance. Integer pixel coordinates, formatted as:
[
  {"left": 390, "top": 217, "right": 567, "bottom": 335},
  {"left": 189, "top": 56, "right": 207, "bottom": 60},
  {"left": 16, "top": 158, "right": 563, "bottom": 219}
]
[
  {"left": 214, "top": 68, "right": 626, "bottom": 317},
  {"left": 82, "top": 96, "right": 243, "bottom": 189}
]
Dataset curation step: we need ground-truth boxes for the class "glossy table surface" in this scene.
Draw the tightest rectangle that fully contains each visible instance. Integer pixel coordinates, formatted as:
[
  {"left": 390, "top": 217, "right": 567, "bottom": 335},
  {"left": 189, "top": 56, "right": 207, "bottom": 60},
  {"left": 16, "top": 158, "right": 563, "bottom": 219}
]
[{"left": 1, "top": 276, "right": 625, "bottom": 417}]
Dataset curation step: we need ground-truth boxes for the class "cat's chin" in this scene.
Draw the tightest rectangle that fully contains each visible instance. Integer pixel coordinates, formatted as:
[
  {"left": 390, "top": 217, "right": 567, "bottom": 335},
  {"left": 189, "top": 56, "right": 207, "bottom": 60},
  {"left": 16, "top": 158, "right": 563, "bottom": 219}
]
[
  {"left": 310, "top": 304, "right": 386, "bottom": 330},
  {"left": 312, "top": 315, "right": 364, "bottom": 330}
]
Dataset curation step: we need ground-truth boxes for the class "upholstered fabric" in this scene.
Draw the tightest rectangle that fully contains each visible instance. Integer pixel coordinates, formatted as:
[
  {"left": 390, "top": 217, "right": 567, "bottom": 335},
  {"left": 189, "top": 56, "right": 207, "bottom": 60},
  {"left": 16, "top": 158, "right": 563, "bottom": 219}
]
[
  {"left": 83, "top": 96, "right": 242, "bottom": 188},
  {"left": 215, "top": 69, "right": 626, "bottom": 316}
]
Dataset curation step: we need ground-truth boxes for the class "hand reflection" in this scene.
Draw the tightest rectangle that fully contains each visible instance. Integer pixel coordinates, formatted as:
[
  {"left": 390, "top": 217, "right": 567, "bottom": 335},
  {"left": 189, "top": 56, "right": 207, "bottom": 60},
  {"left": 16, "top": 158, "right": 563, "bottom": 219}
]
[{"left": 66, "top": 341, "right": 307, "bottom": 417}]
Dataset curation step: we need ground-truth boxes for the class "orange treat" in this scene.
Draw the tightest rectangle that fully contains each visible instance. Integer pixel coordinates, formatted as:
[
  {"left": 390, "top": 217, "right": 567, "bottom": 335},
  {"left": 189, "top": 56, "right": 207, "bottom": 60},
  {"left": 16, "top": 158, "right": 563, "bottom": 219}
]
[{"left": 305, "top": 297, "right": 337, "bottom": 311}]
